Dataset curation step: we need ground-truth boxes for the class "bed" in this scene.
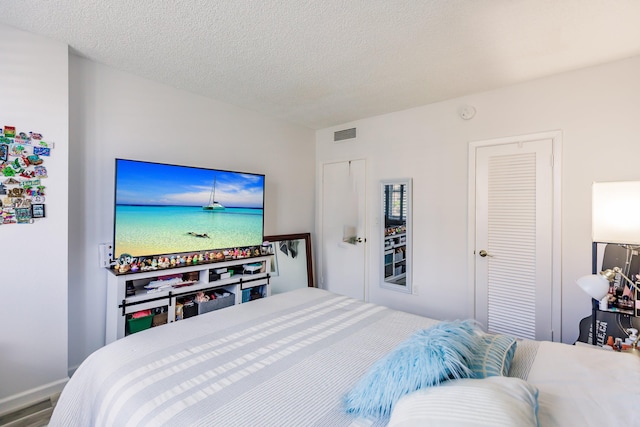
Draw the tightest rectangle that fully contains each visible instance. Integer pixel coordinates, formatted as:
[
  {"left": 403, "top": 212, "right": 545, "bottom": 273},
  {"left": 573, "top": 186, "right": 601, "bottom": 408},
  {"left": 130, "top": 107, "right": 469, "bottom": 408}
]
[{"left": 50, "top": 288, "right": 640, "bottom": 426}]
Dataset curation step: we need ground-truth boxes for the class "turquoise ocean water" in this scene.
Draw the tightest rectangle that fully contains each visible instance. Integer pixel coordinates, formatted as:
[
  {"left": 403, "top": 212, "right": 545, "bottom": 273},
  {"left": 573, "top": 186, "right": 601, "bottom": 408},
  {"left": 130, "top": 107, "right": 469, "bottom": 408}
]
[{"left": 114, "top": 205, "right": 263, "bottom": 257}]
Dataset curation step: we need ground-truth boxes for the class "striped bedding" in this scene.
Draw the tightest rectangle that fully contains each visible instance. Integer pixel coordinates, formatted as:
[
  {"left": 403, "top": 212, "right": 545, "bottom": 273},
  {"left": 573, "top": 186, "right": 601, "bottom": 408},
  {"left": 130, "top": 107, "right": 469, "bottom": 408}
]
[{"left": 49, "top": 288, "right": 539, "bottom": 427}]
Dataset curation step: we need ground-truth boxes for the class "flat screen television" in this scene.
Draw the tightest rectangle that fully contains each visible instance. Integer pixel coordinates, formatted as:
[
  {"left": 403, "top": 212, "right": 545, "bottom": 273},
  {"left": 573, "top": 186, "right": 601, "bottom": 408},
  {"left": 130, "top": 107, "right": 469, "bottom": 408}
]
[{"left": 113, "top": 159, "right": 265, "bottom": 259}]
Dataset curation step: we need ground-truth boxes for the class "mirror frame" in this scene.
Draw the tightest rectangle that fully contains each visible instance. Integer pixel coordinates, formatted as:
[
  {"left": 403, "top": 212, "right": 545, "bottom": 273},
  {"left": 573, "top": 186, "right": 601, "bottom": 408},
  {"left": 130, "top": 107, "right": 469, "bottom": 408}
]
[
  {"left": 380, "top": 179, "right": 412, "bottom": 293},
  {"left": 264, "top": 233, "right": 314, "bottom": 288}
]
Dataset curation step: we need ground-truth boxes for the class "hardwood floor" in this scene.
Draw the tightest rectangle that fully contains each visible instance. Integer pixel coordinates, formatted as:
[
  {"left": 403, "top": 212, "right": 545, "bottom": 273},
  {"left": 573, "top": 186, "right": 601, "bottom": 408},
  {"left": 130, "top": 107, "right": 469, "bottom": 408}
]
[{"left": 0, "top": 394, "right": 58, "bottom": 427}]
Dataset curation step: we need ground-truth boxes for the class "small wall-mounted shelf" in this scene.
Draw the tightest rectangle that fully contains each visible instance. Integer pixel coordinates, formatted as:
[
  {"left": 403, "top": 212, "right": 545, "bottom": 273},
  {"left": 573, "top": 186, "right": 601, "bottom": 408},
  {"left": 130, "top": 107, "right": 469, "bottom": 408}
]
[{"left": 105, "top": 255, "right": 271, "bottom": 343}]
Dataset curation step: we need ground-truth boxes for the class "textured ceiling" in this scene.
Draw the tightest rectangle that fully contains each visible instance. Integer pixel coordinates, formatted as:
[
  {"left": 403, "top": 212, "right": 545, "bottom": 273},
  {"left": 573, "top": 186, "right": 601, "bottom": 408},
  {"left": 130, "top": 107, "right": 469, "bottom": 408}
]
[{"left": 3, "top": 1, "right": 640, "bottom": 129}]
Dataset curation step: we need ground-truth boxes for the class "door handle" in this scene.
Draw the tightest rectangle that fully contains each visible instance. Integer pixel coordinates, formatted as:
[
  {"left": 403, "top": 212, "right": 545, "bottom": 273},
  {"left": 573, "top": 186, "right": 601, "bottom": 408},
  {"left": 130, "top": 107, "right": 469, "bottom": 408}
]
[
  {"left": 478, "top": 249, "right": 493, "bottom": 258},
  {"left": 344, "top": 236, "right": 365, "bottom": 244}
]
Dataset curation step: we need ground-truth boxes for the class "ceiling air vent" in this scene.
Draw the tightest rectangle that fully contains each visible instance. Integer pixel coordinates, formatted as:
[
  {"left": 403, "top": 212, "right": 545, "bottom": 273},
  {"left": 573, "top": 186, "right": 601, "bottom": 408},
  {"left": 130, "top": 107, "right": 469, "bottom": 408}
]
[{"left": 334, "top": 127, "right": 356, "bottom": 142}]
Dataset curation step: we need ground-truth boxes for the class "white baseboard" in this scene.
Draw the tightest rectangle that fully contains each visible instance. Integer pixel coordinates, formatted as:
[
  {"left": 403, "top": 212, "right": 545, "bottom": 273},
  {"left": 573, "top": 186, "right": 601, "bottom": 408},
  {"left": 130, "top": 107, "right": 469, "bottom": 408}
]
[
  {"left": 68, "top": 363, "right": 80, "bottom": 377},
  {"left": 0, "top": 377, "right": 68, "bottom": 417}
]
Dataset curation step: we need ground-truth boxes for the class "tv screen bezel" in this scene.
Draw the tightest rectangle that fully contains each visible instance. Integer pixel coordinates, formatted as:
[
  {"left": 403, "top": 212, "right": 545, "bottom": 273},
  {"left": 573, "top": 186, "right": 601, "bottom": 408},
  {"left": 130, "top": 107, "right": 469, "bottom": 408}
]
[{"left": 112, "top": 158, "right": 265, "bottom": 261}]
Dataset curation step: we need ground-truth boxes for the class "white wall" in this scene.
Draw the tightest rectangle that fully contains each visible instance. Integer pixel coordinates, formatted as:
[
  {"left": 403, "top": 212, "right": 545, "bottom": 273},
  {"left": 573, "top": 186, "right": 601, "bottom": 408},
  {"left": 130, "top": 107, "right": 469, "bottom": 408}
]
[
  {"left": 68, "top": 56, "right": 316, "bottom": 369},
  {"left": 0, "top": 25, "right": 69, "bottom": 413},
  {"left": 316, "top": 55, "right": 640, "bottom": 344}
]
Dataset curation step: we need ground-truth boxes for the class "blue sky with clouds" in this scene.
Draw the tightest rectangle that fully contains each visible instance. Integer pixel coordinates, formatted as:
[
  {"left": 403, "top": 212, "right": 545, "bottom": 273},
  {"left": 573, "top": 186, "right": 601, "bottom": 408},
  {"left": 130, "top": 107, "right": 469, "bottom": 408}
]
[{"left": 115, "top": 159, "right": 264, "bottom": 208}]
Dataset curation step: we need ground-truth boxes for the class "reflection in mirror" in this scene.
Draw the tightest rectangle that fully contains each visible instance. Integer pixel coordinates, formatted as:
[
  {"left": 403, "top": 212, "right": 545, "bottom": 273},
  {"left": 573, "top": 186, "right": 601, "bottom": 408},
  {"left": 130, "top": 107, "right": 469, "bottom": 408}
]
[
  {"left": 381, "top": 179, "right": 412, "bottom": 293},
  {"left": 264, "top": 233, "right": 314, "bottom": 294}
]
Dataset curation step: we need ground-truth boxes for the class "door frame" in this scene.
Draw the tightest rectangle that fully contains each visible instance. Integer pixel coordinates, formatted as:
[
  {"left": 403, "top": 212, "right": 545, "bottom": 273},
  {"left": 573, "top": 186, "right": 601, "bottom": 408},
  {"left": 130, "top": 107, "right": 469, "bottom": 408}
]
[
  {"left": 317, "top": 158, "right": 369, "bottom": 301},
  {"left": 467, "top": 130, "right": 563, "bottom": 341}
]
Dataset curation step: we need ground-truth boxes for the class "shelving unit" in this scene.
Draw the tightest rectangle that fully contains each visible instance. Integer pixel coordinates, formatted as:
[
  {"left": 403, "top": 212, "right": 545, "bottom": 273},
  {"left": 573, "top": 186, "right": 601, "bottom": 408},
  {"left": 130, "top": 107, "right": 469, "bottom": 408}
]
[
  {"left": 384, "top": 233, "right": 406, "bottom": 284},
  {"left": 105, "top": 255, "right": 271, "bottom": 343}
]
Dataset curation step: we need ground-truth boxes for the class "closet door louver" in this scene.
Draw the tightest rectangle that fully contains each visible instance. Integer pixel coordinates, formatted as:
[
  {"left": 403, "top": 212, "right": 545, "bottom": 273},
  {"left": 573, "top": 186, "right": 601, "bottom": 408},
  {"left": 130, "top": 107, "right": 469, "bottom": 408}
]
[{"left": 485, "top": 152, "right": 537, "bottom": 339}]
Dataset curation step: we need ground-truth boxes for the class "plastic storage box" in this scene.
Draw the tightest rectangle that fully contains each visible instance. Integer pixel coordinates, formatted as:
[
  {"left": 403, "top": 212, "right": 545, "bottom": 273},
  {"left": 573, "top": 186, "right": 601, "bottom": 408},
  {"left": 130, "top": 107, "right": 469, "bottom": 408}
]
[
  {"left": 196, "top": 291, "right": 235, "bottom": 314},
  {"left": 127, "top": 314, "right": 153, "bottom": 334}
]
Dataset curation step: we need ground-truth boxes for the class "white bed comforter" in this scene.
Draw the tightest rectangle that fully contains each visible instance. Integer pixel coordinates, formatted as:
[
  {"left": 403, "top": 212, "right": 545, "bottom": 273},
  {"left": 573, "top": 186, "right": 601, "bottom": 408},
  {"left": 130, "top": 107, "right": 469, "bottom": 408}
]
[
  {"left": 527, "top": 342, "right": 640, "bottom": 427},
  {"left": 51, "top": 288, "right": 446, "bottom": 427},
  {"left": 50, "top": 288, "right": 624, "bottom": 427}
]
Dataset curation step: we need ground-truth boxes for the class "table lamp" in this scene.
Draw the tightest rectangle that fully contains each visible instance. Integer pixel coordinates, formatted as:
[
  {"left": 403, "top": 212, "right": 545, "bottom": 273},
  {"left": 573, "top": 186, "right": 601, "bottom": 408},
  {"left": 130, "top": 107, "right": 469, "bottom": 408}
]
[{"left": 578, "top": 181, "right": 640, "bottom": 351}]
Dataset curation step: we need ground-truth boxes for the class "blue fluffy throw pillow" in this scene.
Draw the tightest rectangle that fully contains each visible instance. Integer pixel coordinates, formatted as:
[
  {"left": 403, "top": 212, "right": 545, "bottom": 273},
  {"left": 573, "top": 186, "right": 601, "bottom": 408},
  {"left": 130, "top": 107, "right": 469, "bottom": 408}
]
[{"left": 344, "top": 320, "right": 480, "bottom": 419}]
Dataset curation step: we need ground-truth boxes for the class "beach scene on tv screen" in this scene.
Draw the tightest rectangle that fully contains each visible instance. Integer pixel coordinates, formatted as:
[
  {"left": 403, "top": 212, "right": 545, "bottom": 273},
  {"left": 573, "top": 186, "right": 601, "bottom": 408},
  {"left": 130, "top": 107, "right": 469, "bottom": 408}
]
[{"left": 114, "top": 160, "right": 264, "bottom": 257}]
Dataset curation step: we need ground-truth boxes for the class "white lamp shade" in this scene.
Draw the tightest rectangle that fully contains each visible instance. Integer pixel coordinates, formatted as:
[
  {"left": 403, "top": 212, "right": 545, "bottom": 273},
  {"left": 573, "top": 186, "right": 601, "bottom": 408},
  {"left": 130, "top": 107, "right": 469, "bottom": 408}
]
[
  {"left": 576, "top": 274, "right": 610, "bottom": 300},
  {"left": 593, "top": 181, "right": 640, "bottom": 245}
]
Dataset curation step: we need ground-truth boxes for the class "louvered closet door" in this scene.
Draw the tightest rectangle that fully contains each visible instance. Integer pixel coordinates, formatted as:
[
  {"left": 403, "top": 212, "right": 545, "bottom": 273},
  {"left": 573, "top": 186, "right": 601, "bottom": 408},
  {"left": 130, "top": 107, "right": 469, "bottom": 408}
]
[{"left": 475, "top": 139, "right": 553, "bottom": 341}]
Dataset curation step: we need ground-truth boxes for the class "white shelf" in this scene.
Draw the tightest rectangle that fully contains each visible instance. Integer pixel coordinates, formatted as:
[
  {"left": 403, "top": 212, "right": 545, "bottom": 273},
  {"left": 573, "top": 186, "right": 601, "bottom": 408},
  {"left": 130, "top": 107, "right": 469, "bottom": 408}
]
[{"left": 106, "top": 255, "right": 272, "bottom": 343}]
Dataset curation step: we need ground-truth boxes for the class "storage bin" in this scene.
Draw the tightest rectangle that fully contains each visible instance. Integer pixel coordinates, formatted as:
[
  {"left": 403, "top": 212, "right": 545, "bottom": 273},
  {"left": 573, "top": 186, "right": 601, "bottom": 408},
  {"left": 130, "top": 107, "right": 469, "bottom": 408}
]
[
  {"left": 127, "top": 314, "right": 153, "bottom": 334},
  {"left": 196, "top": 291, "right": 235, "bottom": 314},
  {"left": 242, "top": 286, "right": 264, "bottom": 303},
  {"left": 182, "top": 301, "right": 198, "bottom": 318},
  {"left": 152, "top": 312, "right": 168, "bottom": 326}
]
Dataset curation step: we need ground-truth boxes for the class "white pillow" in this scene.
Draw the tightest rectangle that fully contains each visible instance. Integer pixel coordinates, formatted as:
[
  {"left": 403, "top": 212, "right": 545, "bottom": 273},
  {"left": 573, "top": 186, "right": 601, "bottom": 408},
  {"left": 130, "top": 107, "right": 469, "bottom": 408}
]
[{"left": 388, "top": 376, "right": 539, "bottom": 427}]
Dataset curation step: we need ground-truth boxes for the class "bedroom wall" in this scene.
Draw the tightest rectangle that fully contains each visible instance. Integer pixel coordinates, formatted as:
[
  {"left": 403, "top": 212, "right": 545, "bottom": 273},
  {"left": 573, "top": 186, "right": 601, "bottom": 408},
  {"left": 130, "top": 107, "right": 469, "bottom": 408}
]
[
  {"left": 316, "top": 55, "right": 640, "bottom": 345},
  {"left": 0, "top": 25, "right": 69, "bottom": 413},
  {"left": 68, "top": 57, "right": 315, "bottom": 371}
]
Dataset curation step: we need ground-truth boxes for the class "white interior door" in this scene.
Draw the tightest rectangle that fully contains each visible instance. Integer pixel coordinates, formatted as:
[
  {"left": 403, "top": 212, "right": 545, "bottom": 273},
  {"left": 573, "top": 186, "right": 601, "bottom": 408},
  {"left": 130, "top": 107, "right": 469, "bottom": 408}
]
[
  {"left": 321, "top": 160, "right": 366, "bottom": 300},
  {"left": 474, "top": 138, "right": 555, "bottom": 341}
]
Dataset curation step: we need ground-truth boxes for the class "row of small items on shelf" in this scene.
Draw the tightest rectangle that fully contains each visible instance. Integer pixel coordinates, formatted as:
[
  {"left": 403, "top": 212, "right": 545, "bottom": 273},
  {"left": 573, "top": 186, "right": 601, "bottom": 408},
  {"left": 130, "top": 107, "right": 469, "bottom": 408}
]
[
  {"left": 384, "top": 225, "right": 406, "bottom": 237},
  {"left": 125, "top": 285, "right": 267, "bottom": 335},
  {"left": 113, "top": 246, "right": 265, "bottom": 274}
]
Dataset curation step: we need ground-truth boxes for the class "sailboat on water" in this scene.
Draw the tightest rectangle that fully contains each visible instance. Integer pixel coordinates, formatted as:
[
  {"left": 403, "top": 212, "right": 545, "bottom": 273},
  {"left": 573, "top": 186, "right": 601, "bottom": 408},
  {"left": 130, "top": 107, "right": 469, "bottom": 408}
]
[{"left": 203, "top": 177, "right": 225, "bottom": 211}]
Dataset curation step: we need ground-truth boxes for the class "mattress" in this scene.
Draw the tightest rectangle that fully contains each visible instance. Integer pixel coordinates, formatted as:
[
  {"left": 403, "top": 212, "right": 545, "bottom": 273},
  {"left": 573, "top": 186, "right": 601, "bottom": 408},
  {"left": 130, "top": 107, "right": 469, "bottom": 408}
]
[{"left": 49, "top": 288, "right": 633, "bottom": 427}]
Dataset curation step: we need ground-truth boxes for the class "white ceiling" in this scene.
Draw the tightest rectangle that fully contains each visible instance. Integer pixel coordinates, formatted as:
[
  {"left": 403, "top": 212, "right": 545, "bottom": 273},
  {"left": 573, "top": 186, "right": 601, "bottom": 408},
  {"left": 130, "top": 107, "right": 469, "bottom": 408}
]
[{"left": 3, "top": 1, "right": 640, "bottom": 129}]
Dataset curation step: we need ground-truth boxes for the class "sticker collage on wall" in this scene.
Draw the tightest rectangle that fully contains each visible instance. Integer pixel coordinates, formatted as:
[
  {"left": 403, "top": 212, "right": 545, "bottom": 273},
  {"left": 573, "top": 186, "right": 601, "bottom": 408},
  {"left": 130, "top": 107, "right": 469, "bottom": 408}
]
[{"left": 0, "top": 124, "right": 52, "bottom": 225}]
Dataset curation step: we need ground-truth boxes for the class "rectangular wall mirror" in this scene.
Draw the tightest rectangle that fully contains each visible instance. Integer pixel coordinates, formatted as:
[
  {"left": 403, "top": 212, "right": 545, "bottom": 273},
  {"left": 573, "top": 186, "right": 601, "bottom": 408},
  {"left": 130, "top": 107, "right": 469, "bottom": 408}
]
[
  {"left": 264, "top": 233, "right": 314, "bottom": 294},
  {"left": 381, "top": 179, "right": 412, "bottom": 293}
]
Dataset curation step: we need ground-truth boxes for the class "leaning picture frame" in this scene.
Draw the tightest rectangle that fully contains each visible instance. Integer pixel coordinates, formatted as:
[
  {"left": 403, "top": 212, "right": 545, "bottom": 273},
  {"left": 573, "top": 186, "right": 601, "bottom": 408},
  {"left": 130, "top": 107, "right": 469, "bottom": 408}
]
[
  {"left": 267, "top": 241, "right": 279, "bottom": 276},
  {"left": 31, "top": 203, "right": 45, "bottom": 218}
]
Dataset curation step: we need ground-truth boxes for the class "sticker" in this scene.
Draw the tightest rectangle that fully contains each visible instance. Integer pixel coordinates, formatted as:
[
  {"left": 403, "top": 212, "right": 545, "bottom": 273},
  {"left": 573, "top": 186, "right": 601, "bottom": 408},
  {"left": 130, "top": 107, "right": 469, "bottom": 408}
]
[
  {"left": 10, "top": 145, "right": 26, "bottom": 156},
  {"left": 31, "top": 203, "right": 45, "bottom": 218},
  {"left": 31, "top": 195, "right": 45, "bottom": 203},
  {"left": 29, "top": 132, "right": 42, "bottom": 140},
  {"left": 27, "top": 154, "right": 43, "bottom": 165},
  {"left": 2, "top": 207, "right": 16, "bottom": 224},
  {"left": 0, "top": 183, "right": 5, "bottom": 195},
  {"left": 12, "top": 197, "right": 27, "bottom": 208},
  {"left": 26, "top": 185, "right": 45, "bottom": 197},
  {"left": 21, "top": 179, "right": 41, "bottom": 188},
  {"left": 1, "top": 166, "right": 15, "bottom": 177},
  {"left": 15, "top": 207, "right": 31, "bottom": 223},
  {"left": 8, "top": 188, "right": 25, "bottom": 197},
  {"left": 33, "top": 146, "right": 50, "bottom": 156},
  {"left": 34, "top": 166, "right": 47, "bottom": 178},
  {"left": 4, "top": 126, "right": 15, "bottom": 138},
  {"left": 0, "top": 144, "right": 7, "bottom": 162},
  {"left": 3, "top": 178, "right": 20, "bottom": 185},
  {"left": 8, "top": 157, "right": 27, "bottom": 174}
]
